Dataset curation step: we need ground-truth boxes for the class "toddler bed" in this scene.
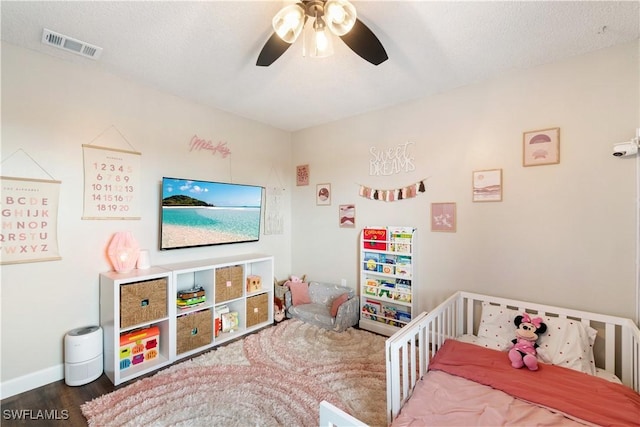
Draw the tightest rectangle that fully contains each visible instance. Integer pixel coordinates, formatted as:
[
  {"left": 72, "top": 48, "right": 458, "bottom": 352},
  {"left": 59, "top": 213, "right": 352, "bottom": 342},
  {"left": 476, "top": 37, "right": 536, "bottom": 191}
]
[{"left": 319, "top": 291, "right": 640, "bottom": 426}]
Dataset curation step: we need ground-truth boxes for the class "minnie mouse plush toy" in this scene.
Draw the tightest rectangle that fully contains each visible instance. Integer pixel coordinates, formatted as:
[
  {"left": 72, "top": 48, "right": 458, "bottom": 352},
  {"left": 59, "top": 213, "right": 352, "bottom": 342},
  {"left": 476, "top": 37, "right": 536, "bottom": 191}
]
[{"left": 508, "top": 313, "right": 547, "bottom": 371}]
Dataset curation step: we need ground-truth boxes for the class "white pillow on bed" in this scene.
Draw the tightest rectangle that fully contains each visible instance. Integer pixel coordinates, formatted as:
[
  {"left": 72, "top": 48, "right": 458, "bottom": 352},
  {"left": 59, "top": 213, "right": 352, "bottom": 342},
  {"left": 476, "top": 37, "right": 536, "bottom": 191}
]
[
  {"left": 477, "top": 302, "right": 597, "bottom": 375},
  {"left": 456, "top": 334, "right": 506, "bottom": 350}
]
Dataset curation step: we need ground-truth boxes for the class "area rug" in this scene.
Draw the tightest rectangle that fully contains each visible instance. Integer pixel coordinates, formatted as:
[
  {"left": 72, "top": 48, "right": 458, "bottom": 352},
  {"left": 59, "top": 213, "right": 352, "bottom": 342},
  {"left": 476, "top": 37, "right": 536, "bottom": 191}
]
[{"left": 81, "top": 320, "right": 387, "bottom": 426}]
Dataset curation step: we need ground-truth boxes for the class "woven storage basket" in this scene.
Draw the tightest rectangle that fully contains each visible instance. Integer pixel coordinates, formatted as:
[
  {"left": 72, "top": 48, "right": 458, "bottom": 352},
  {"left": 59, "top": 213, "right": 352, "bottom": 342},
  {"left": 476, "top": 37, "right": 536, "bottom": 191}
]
[
  {"left": 120, "top": 278, "right": 168, "bottom": 328},
  {"left": 177, "top": 308, "right": 213, "bottom": 354},
  {"left": 246, "top": 293, "right": 269, "bottom": 327},
  {"left": 215, "top": 265, "right": 243, "bottom": 302}
]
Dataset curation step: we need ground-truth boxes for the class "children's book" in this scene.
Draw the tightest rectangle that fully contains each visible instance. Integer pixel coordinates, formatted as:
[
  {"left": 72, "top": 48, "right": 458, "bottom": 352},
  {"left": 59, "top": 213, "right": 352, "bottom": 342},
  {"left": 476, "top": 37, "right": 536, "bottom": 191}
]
[
  {"left": 395, "top": 256, "right": 412, "bottom": 278},
  {"left": 363, "top": 227, "right": 388, "bottom": 250},
  {"left": 394, "top": 291, "right": 412, "bottom": 303},
  {"left": 378, "top": 281, "right": 395, "bottom": 300},
  {"left": 397, "top": 310, "right": 411, "bottom": 323},
  {"left": 394, "top": 279, "right": 412, "bottom": 303},
  {"left": 366, "top": 278, "right": 379, "bottom": 287},
  {"left": 380, "top": 255, "right": 395, "bottom": 274},
  {"left": 363, "top": 252, "right": 381, "bottom": 272},
  {"left": 221, "top": 311, "right": 239, "bottom": 332},
  {"left": 362, "top": 299, "right": 381, "bottom": 321},
  {"left": 389, "top": 227, "right": 413, "bottom": 253},
  {"left": 381, "top": 304, "right": 398, "bottom": 325},
  {"left": 214, "top": 305, "right": 229, "bottom": 336},
  {"left": 364, "top": 285, "right": 377, "bottom": 296}
]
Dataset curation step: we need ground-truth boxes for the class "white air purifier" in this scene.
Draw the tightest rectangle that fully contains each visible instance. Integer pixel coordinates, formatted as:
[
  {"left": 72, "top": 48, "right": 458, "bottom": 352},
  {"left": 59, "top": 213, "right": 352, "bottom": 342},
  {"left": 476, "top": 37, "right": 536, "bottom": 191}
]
[{"left": 64, "top": 325, "right": 103, "bottom": 386}]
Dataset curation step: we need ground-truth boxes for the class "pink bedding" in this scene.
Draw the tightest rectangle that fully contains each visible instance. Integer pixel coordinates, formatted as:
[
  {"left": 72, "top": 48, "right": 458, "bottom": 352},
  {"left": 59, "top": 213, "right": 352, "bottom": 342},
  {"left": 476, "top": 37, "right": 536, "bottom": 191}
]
[
  {"left": 391, "top": 370, "right": 592, "bottom": 426},
  {"left": 392, "top": 339, "right": 640, "bottom": 427}
]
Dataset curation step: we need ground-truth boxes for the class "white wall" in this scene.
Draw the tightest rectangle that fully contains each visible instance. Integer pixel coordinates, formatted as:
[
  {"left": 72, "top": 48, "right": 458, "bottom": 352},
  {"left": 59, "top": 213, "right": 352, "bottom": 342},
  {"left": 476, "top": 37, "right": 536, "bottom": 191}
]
[
  {"left": 291, "top": 41, "right": 639, "bottom": 320},
  {"left": 1, "top": 42, "right": 292, "bottom": 395},
  {"left": 2, "top": 39, "right": 638, "bottom": 398}
]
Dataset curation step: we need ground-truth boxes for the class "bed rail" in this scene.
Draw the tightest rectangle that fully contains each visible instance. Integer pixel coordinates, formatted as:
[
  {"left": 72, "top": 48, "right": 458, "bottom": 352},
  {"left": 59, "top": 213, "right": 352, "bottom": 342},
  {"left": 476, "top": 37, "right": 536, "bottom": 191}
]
[
  {"left": 385, "top": 291, "right": 640, "bottom": 424},
  {"left": 319, "top": 401, "right": 368, "bottom": 427}
]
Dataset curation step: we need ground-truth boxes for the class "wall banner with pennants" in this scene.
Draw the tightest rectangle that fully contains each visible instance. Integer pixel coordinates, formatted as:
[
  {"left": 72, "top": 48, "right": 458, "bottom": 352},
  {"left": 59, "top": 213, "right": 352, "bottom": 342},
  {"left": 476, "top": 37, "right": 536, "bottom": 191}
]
[
  {"left": 358, "top": 179, "right": 427, "bottom": 202},
  {"left": 82, "top": 145, "right": 141, "bottom": 219},
  {"left": 1, "top": 176, "right": 62, "bottom": 264}
]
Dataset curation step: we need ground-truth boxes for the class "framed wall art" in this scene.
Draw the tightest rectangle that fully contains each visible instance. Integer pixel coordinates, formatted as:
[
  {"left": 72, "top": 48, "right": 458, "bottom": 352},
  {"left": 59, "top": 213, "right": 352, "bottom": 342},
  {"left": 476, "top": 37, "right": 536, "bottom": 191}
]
[
  {"left": 316, "top": 183, "right": 331, "bottom": 205},
  {"left": 472, "top": 169, "right": 503, "bottom": 202},
  {"left": 296, "top": 164, "right": 309, "bottom": 186},
  {"left": 431, "top": 202, "right": 456, "bottom": 232},
  {"left": 523, "top": 127, "right": 560, "bottom": 166},
  {"left": 339, "top": 204, "right": 355, "bottom": 228}
]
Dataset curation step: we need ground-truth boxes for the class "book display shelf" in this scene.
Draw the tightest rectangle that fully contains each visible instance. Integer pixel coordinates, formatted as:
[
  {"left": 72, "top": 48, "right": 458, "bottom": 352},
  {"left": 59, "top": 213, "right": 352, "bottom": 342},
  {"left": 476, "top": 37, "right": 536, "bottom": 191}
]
[
  {"left": 100, "top": 253, "right": 273, "bottom": 385},
  {"left": 359, "top": 227, "right": 416, "bottom": 336}
]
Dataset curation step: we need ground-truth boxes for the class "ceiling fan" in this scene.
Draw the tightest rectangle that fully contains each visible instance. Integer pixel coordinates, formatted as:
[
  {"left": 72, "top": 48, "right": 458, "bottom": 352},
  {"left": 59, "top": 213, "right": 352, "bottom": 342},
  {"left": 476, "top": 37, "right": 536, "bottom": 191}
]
[{"left": 257, "top": 0, "right": 388, "bottom": 67}]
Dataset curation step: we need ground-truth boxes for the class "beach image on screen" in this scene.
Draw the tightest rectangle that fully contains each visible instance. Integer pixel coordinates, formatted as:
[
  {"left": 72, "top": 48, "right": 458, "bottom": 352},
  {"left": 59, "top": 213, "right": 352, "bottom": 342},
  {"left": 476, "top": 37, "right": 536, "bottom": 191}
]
[{"left": 161, "top": 178, "right": 263, "bottom": 249}]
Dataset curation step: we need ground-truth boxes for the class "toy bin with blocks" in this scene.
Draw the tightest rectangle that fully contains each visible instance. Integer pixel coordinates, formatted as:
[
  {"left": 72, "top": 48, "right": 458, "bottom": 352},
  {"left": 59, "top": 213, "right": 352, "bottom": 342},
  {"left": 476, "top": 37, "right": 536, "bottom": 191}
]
[{"left": 119, "top": 325, "right": 160, "bottom": 370}]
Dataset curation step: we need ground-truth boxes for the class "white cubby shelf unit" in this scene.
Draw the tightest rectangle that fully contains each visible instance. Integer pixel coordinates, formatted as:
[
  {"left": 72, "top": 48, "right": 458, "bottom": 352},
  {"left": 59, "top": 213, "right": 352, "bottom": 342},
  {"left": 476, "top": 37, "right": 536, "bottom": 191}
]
[{"left": 100, "top": 253, "right": 274, "bottom": 385}]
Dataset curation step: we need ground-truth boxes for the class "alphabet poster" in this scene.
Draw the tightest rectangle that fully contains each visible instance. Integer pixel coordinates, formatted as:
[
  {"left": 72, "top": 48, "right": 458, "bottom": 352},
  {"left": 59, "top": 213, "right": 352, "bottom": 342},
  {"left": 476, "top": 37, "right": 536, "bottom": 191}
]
[
  {"left": 1, "top": 176, "right": 62, "bottom": 264},
  {"left": 82, "top": 145, "right": 141, "bottom": 219}
]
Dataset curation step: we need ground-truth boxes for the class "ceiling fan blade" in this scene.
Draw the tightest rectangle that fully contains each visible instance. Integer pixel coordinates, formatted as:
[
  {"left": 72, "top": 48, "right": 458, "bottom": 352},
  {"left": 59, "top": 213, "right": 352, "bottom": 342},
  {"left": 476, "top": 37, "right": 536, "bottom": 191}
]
[
  {"left": 340, "top": 18, "right": 388, "bottom": 66},
  {"left": 256, "top": 32, "right": 292, "bottom": 66}
]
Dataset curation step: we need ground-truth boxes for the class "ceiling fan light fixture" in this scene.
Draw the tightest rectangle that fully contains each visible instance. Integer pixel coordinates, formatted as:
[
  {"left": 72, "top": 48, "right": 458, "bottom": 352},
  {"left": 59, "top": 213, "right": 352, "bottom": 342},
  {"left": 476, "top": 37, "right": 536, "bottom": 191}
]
[
  {"left": 324, "top": 0, "right": 357, "bottom": 36},
  {"left": 258, "top": 0, "right": 387, "bottom": 66},
  {"left": 272, "top": 3, "right": 305, "bottom": 43}
]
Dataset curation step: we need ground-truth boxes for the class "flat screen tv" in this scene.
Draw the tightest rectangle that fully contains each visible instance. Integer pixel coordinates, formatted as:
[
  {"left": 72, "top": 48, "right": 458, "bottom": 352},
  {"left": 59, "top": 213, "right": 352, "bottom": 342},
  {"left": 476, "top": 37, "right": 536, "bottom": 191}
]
[{"left": 160, "top": 177, "right": 263, "bottom": 250}]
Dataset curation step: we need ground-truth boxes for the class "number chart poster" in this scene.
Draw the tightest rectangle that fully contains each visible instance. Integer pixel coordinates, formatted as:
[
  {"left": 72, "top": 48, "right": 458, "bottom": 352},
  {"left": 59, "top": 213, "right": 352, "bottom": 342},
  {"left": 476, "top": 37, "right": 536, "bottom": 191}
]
[
  {"left": 1, "top": 177, "right": 62, "bottom": 265},
  {"left": 82, "top": 145, "right": 141, "bottom": 219}
]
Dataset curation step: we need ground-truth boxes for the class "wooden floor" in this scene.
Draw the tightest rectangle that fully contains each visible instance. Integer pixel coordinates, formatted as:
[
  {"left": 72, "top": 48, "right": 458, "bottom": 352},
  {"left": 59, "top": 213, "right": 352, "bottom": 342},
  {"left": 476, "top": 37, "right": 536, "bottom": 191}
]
[{"left": 1, "top": 374, "right": 115, "bottom": 426}]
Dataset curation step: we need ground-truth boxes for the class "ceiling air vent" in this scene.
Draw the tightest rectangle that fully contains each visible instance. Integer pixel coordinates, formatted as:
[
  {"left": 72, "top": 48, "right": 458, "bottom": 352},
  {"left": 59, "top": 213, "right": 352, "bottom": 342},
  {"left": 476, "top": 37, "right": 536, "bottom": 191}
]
[{"left": 41, "top": 28, "right": 103, "bottom": 60}]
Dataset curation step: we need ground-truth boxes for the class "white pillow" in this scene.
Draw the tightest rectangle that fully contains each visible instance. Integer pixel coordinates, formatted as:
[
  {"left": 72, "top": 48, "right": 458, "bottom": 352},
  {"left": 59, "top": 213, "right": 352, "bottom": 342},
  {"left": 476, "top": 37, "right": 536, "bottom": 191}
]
[
  {"left": 536, "top": 316, "right": 597, "bottom": 375},
  {"left": 456, "top": 334, "right": 506, "bottom": 351},
  {"left": 595, "top": 368, "right": 623, "bottom": 384},
  {"left": 477, "top": 302, "right": 597, "bottom": 375}
]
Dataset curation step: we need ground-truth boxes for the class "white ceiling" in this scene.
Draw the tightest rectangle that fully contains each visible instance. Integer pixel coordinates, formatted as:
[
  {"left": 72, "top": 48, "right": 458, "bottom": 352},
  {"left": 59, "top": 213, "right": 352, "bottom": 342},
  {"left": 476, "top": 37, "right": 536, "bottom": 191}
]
[{"left": 1, "top": 1, "right": 638, "bottom": 132}]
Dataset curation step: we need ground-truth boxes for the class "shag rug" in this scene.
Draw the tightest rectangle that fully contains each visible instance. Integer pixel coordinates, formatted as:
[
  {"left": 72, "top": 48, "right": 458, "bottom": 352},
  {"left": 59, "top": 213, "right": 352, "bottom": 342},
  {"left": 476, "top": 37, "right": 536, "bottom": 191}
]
[{"left": 81, "top": 320, "right": 387, "bottom": 426}]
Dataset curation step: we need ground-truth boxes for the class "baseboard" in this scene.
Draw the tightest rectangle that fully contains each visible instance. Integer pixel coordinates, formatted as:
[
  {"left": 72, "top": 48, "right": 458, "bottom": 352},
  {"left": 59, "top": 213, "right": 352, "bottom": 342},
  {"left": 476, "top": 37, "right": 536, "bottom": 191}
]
[{"left": 1, "top": 364, "right": 64, "bottom": 400}]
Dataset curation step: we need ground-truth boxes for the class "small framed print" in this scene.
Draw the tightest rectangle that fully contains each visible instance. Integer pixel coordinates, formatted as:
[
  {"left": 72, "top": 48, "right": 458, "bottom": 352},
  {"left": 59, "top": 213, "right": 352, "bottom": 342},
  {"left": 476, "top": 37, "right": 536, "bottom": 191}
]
[
  {"left": 296, "top": 164, "right": 309, "bottom": 186},
  {"left": 431, "top": 202, "right": 456, "bottom": 232},
  {"left": 472, "top": 169, "right": 503, "bottom": 202},
  {"left": 316, "top": 183, "right": 331, "bottom": 206},
  {"left": 523, "top": 127, "right": 560, "bottom": 167},
  {"left": 339, "top": 204, "right": 355, "bottom": 228}
]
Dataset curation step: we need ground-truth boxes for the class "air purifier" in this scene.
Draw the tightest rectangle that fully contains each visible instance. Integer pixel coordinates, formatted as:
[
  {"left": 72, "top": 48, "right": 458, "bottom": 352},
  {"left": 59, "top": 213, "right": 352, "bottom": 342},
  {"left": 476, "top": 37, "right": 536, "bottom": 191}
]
[{"left": 64, "top": 325, "right": 103, "bottom": 386}]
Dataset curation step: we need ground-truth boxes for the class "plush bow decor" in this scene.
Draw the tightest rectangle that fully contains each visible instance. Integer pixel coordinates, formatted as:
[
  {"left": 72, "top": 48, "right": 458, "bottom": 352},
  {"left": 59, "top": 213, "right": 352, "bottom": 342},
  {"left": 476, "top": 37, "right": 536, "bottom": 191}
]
[{"left": 521, "top": 313, "right": 543, "bottom": 329}]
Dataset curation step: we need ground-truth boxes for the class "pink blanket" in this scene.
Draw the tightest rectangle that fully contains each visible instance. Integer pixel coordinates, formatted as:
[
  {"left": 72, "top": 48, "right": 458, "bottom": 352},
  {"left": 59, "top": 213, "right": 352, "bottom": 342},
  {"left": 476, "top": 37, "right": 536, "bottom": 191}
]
[{"left": 428, "top": 339, "right": 640, "bottom": 427}]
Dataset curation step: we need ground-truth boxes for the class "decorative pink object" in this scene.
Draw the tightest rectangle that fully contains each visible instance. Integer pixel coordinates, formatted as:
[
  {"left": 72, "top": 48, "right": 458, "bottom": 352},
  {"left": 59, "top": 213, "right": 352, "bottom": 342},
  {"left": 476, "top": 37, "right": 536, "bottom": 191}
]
[{"left": 107, "top": 231, "right": 140, "bottom": 273}]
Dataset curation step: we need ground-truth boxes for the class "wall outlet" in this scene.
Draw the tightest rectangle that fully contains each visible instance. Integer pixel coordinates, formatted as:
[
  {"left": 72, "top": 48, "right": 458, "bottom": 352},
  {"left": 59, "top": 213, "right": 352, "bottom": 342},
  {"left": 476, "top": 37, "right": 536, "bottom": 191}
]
[{"left": 341, "top": 278, "right": 347, "bottom": 287}]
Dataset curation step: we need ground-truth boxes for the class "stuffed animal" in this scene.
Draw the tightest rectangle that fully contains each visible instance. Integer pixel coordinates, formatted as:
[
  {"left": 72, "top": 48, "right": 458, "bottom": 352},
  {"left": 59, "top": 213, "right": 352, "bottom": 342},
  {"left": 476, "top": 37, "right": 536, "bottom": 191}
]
[
  {"left": 273, "top": 296, "right": 285, "bottom": 323},
  {"left": 508, "top": 313, "right": 547, "bottom": 371}
]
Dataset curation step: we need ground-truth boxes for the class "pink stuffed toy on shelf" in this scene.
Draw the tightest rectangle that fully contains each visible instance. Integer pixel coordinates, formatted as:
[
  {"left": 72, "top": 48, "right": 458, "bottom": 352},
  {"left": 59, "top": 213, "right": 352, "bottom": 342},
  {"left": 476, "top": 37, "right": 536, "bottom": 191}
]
[{"left": 508, "top": 313, "right": 547, "bottom": 371}]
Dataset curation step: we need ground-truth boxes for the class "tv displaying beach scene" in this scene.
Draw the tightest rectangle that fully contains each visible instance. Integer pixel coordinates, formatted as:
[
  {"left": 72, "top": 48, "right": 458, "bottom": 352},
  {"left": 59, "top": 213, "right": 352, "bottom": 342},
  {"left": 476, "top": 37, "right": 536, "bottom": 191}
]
[{"left": 161, "top": 177, "right": 263, "bottom": 250}]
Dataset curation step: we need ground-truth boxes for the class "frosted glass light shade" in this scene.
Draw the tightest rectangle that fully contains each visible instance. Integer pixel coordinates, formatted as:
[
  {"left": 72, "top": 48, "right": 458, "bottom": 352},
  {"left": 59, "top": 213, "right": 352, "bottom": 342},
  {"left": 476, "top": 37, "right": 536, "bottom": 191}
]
[
  {"left": 272, "top": 3, "right": 305, "bottom": 43},
  {"left": 107, "top": 231, "right": 140, "bottom": 273},
  {"left": 325, "top": 0, "right": 357, "bottom": 36}
]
